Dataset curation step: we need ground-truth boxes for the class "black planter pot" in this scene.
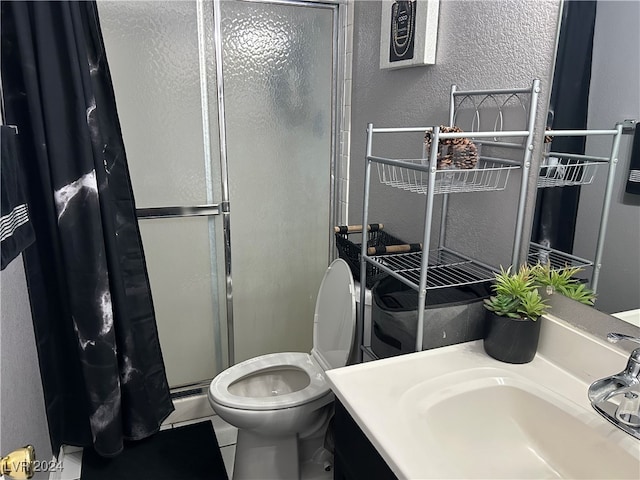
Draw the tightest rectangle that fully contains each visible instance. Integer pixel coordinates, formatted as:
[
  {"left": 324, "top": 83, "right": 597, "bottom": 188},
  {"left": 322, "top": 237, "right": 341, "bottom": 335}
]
[{"left": 483, "top": 311, "right": 541, "bottom": 364}]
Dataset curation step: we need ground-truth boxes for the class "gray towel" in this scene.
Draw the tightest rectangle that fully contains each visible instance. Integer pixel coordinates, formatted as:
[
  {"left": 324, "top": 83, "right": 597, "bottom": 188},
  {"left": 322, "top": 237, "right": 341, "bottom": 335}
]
[{"left": 1, "top": 124, "right": 35, "bottom": 269}]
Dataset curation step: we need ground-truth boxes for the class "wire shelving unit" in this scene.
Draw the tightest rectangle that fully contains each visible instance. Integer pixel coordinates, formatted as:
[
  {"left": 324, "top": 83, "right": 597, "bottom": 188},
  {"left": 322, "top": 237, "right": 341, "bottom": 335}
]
[{"left": 358, "top": 80, "right": 541, "bottom": 358}]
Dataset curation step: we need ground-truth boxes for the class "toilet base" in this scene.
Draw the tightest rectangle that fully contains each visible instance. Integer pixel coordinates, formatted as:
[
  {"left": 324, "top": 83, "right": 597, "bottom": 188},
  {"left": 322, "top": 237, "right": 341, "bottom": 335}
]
[
  {"left": 232, "top": 430, "right": 299, "bottom": 480},
  {"left": 231, "top": 410, "right": 333, "bottom": 480}
]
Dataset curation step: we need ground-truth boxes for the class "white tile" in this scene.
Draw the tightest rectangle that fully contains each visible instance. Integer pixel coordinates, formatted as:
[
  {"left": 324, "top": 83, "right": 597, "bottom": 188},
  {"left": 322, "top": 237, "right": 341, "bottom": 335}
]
[
  {"left": 338, "top": 203, "right": 348, "bottom": 226},
  {"left": 342, "top": 125, "right": 351, "bottom": 154},
  {"left": 339, "top": 156, "right": 348, "bottom": 179},
  {"left": 341, "top": 130, "right": 350, "bottom": 148},
  {"left": 342, "top": 106, "right": 352, "bottom": 132},
  {"left": 343, "top": 79, "right": 352, "bottom": 108},
  {"left": 340, "top": 10, "right": 352, "bottom": 79},
  {"left": 220, "top": 444, "right": 236, "bottom": 479}
]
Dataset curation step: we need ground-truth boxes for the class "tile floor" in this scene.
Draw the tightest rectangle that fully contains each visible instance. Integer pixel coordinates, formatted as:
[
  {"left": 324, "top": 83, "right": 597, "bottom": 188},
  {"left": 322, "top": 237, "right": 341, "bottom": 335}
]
[{"left": 55, "top": 415, "right": 237, "bottom": 480}]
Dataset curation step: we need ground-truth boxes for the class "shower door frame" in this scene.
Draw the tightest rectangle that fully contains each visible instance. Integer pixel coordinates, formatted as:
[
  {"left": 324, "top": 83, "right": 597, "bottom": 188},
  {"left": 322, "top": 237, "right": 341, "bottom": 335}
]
[{"left": 136, "top": 0, "right": 346, "bottom": 393}]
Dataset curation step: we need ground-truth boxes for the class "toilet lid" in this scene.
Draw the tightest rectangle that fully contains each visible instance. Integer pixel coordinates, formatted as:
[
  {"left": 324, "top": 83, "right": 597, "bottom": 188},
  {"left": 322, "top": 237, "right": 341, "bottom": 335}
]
[{"left": 311, "top": 259, "right": 356, "bottom": 371}]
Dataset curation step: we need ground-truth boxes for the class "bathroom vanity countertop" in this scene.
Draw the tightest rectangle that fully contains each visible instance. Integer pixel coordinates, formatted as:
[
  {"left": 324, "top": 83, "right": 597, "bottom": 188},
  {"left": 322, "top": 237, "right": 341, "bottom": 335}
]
[{"left": 326, "top": 315, "right": 640, "bottom": 479}]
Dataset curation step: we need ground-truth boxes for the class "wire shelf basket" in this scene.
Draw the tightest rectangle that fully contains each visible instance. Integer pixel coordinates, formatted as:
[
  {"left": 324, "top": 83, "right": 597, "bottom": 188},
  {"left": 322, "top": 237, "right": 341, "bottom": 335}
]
[
  {"left": 369, "top": 248, "right": 495, "bottom": 290},
  {"left": 375, "top": 158, "right": 519, "bottom": 195},
  {"left": 335, "top": 226, "right": 409, "bottom": 288},
  {"left": 537, "top": 157, "right": 605, "bottom": 188},
  {"left": 527, "top": 242, "right": 593, "bottom": 271}
]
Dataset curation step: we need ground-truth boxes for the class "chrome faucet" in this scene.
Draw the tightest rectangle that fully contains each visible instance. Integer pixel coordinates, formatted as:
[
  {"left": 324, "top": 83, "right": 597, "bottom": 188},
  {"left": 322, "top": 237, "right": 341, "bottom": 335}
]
[{"left": 588, "top": 333, "right": 640, "bottom": 440}]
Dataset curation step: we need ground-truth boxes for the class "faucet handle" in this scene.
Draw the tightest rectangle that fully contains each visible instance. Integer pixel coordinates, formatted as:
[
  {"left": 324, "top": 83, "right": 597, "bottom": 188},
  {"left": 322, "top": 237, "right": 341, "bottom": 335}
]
[
  {"left": 588, "top": 332, "right": 640, "bottom": 440},
  {"left": 607, "top": 332, "right": 640, "bottom": 345},
  {"left": 606, "top": 333, "right": 640, "bottom": 380},
  {"left": 607, "top": 333, "right": 640, "bottom": 366}
]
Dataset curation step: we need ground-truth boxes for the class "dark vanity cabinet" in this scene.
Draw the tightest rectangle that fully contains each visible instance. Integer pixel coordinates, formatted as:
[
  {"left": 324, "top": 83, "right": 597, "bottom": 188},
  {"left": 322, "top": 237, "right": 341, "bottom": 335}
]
[{"left": 333, "top": 399, "right": 398, "bottom": 480}]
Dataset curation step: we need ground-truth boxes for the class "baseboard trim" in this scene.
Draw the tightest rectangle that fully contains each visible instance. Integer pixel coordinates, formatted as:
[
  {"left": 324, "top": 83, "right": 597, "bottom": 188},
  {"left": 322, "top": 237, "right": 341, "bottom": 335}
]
[{"left": 163, "top": 392, "right": 215, "bottom": 426}]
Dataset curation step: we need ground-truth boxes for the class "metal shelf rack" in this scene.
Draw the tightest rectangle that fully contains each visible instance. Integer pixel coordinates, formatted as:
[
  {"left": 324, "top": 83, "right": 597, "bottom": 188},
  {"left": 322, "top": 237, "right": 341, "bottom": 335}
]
[
  {"left": 527, "top": 125, "right": 624, "bottom": 293},
  {"left": 369, "top": 248, "right": 496, "bottom": 290},
  {"left": 358, "top": 80, "right": 541, "bottom": 356},
  {"left": 527, "top": 241, "right": 593, "bottom": 271}
]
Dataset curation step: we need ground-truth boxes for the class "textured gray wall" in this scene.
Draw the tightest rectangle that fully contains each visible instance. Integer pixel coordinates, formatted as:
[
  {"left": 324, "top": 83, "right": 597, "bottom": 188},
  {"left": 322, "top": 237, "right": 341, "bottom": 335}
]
[
  {"left": 573, "top": 0, "right": 640, "bottom": 314},
  {"left": 349, "top": 0, "right": 561, "bottom": 268},
  {"left": 0, "top": 257, "right": 52, "bottom": 478}
]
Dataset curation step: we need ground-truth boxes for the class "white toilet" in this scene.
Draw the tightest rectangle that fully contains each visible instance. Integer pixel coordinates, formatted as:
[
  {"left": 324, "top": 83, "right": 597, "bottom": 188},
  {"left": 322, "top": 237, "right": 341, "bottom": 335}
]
[{"left": 208, "top": 259, "right": 356, "bottom": 480}]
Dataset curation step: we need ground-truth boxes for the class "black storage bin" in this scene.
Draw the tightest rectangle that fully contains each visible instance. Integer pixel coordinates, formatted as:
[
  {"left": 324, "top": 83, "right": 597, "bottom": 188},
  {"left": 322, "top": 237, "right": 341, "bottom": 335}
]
[
  {"left": 371, "top": 276, "right": 491, "bottom": 358},
  {"left": 335, "top": 225, "right": 410, "bottom": 288}
]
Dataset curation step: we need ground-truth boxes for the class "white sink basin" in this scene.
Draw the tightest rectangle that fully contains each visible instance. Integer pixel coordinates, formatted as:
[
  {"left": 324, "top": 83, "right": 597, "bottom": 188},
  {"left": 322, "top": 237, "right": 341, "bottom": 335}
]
[
  {"left": 326, "top": 316, "right": 640, "bottom": 479},
  {"left": 404, "top": 369, "right": 638, "bottom": 479}
]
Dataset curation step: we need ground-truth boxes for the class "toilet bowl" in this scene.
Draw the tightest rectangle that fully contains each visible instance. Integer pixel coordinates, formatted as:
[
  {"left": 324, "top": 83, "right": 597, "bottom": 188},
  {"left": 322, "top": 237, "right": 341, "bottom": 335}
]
[{"left": 208, "top": 259, "right": 356, "bottom": 480}]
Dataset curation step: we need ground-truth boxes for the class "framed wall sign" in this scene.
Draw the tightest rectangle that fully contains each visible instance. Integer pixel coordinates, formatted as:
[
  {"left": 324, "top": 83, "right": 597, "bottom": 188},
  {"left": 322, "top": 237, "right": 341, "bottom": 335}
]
[{"left": 380, "top": 0, "right": 440, "bottom": 70}]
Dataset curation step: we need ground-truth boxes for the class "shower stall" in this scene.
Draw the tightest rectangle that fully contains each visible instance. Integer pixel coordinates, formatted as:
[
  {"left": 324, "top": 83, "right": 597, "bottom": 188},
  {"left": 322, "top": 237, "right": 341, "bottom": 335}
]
[{"left": 97, "top": 0, "right": 345, "bottom": 392}]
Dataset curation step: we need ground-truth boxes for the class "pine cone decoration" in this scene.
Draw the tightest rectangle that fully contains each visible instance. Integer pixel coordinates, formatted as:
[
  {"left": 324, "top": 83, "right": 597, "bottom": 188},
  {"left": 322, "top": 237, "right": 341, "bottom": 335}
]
[
  {"left": 451, "top": 141, "right": 478, "bottom": 169},
  {"left": 424, "top": 126, "right": 479, "bottom": 169}
]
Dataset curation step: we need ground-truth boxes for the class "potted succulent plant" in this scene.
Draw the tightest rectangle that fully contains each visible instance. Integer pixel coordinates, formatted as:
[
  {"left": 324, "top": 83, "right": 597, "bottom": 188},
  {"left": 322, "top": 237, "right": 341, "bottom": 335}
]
[
  {"left": 483, "top": 265, "right": 549, "bottom": 364},
  {"left": 530, "top": 263, "right": 596, "bottom": 305}
]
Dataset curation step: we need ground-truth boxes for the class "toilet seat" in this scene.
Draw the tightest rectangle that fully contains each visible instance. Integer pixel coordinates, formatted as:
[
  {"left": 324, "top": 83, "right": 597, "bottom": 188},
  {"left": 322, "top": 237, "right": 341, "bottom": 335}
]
[
  {"left": 209, "top": 352, "right": 329, "bottom": 411},
  {"left": 209, "top": 259, "right": 356, "bottom": 412}
]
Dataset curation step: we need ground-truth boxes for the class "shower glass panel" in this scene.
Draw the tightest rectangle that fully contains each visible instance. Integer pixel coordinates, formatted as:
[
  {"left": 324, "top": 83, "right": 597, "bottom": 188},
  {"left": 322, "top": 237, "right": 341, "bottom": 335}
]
[
  {"left": 221, "top": 2, "right": 335, "bottom": 362},
  {"left": 138, "top": 218, "right": 221, "bottom": 386},
  {"left": 98, "top": 0, "right": 219, "bottom": 208},
  {"left": 98, "top": 0, "right": 226, "bottom": 387}
]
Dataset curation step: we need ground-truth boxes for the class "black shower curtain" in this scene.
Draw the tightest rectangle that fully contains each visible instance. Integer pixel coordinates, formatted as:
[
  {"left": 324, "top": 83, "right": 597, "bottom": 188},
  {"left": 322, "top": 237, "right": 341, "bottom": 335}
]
[
  {"left": 532, "top": 1, "right": 597, "bottom": 252},
  {"left": 1, "top": 1, "right": 173, "bottom": 457}
]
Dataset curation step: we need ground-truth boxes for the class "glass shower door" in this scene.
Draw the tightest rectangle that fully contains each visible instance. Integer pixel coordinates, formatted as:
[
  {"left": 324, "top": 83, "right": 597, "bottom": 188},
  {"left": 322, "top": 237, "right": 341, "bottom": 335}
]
[
  {"left": 98, "top": 0, "right": 227, "bottom": 388},
  {"left": 221, "top": 1, "right": 336, "bottom": 363},
  {"left": 98, "top": 0, "right": 339, "bottom": 388}
]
